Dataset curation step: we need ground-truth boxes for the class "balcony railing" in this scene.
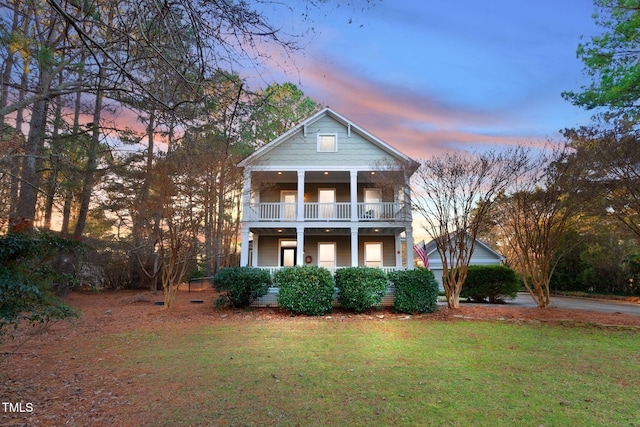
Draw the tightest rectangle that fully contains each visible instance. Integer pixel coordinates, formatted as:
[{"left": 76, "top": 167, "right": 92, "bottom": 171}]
[
  {"left": 304, "top": 202, "right": 351, "bottom": 220},
  {"left": 245, "top": 202, "right": 409, "bottom": 222}
]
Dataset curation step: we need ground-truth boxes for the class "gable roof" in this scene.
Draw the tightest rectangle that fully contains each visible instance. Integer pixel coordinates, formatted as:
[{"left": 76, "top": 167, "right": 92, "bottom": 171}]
[
  {"left": 238, "top": 107, "right": 418, "bottom": 171},
  {"left": 423, "top": 233, "right": 505, "bottom": 261}
]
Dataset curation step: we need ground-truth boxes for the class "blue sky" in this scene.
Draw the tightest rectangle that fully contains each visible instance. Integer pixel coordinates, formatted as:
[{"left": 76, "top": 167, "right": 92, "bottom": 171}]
[{"left": 257, "top": 0, "right": 603, "bottom": 159}]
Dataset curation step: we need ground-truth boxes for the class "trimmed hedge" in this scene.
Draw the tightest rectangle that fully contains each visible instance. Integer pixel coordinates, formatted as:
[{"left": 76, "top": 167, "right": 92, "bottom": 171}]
[
  {"left": 274, "top": 266, "right": 335, "bottom": 316},
  {"left": 460, "top": 265, "right": 519, "bottom": 303},
  {"left": 335, "top": 267, "right": 388, "bottom": 312},
  {"left": 389, "top": 268, "right": 439, "bottom": 314},
  {"left": 212, "top": 267, "right": 272, "bottom": 308}
]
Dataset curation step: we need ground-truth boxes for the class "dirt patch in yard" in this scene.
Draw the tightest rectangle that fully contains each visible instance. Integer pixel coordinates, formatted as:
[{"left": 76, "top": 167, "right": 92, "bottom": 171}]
[{"left": 1, "top": 289, "right": 639, "bottom": 426}]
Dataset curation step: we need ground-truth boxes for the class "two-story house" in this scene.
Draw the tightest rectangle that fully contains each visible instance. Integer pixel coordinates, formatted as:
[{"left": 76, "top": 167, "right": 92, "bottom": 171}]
[{"left": 238, "top": 108, "right": 418, "bottom": 285}]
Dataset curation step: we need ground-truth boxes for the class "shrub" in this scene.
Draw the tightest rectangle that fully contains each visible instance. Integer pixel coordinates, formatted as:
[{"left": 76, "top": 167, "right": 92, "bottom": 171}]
[
  {"left": 460, "top": 265, "right": 519, "bottom": 303},
  {"left": 274, "top": 266, "right": 335, "bottom": 316},
  {"left": 389, "top": 268, "right": 439, "bottom": 314},
  {"left": 0, "top": 228, "right": 81, "bottom": 341},
  {"left": 335, "top": 267, "right": 388, "bottom": 312},
  {"left": 212, "top": 267, "right": 272, "bottom": 308}
]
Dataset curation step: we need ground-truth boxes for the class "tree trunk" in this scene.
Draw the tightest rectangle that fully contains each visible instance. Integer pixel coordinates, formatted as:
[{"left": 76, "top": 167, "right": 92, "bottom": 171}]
[
  {"left": 14, "top": 95, "right": 47, "bottom": 225},
  {"left": 131, "top": 110, "right": 156, "bottom": 289},
  {"left": 61, "top": 189, "right": 72, "bottom": 235},
  {"left": 9, "top": 69, "right": 29, "bottom": 221},
  {"left": 73, "top": 73, "right": 103, "bottom": 239},
  {"left": 43, "top": 81, "right": 65, "bottom": 229}
]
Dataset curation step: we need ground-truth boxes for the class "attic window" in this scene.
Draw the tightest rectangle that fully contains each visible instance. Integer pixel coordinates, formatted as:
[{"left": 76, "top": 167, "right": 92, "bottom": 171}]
[{"left": 317, "top": 133, "right": 337, "bottom": 152}]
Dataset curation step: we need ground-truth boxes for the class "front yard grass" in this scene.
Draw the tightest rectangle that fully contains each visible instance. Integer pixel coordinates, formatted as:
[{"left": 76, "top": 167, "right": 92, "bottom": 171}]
[{"left": 100, "top": 320, "right": 638, "bottom": 426}]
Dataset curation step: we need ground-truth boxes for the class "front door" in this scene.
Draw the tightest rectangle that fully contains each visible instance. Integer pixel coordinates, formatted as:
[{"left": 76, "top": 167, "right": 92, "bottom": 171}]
[
  {"left": 280, "top": 240, "right": 297, "bottom": 267},
  {"left": 281, "top": 191, "right": 297, "bottom": 221},
  {"left": 364, "top": 188, "right": 381, "bottom": 218},
  {"left": 318, "top": 188, "right": 336, "bottom": 219}
]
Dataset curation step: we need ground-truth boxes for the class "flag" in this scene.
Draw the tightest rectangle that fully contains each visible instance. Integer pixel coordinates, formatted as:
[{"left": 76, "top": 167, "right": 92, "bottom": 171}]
[{"left": 414, "top": 240, "right": 430, "bottom": 269}]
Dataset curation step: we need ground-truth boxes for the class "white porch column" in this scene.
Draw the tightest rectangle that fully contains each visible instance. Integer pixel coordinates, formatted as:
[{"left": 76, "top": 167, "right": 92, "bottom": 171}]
[
  {"left": 297, "top": 170, "right": 305, "bottom": 222},
  {"left": 350, "top": 226, "right": 359, "bottom": 267},
  {"left": 350, "top": 170, "right": 358, "bottom": 221},
  {"left": 251, "top": 234, "right": 259, "bottom": 267},
  {"left": 405, "top": 226, "right": 414, "bottom": 270},
  {"left": 242, "top": 169, "right": 252, "bottom": 218},
  {"left": 240, "top": 227, "right": 250, "bottom": 266},
  {"left": 404, "top": 171, "right": 414, "bottom": 269},
  {"left": 395, "top": 232, "right": 403, "bottom": 269},
  {"left": 296, "top": 226, "right": 305, "bottom": 266},
  {"left": 403, "top": 171, "right": 412, "bottom": 222}
]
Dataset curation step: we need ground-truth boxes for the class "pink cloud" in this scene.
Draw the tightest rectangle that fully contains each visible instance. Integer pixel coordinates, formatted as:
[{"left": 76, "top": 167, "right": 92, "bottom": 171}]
[{"left": 283, "top": 57, "right": 547, "bottom": 159}]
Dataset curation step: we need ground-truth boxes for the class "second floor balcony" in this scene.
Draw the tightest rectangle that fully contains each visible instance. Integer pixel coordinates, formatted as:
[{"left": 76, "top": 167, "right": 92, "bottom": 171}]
[{"left": 244, "top": 201, "right": 410, "bottom": 222}]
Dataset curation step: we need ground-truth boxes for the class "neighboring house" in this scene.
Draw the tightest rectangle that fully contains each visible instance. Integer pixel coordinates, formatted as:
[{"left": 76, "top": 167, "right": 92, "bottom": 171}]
[
  {"left": 420, "top": 234, "right": 506, "bottom": 291},
  {"left": 237, "top": 108, "right": 419, "bottom": 305}
]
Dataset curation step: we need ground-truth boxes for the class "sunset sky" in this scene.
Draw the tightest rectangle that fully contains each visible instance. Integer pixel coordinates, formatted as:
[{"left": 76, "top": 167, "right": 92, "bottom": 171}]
[{"left": 256, "top": 0, "right": 603, "bottom": 159}]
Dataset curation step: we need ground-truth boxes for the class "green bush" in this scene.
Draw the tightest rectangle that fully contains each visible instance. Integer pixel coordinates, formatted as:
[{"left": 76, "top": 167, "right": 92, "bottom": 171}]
[
  {"left": 212, "top": 267, "right": 272, "bottom": 308},
  {"left": 460, "top": 265, "right": 519, "bottom": 303},
  {"left": 274, "top": 266, "right": 335, "bottom": 316},
  {"left": 0, "top": 228, "right": 81, "bottom": 341},
  {"left": 335, "top": 267, "right": 388, "bottom": 312},
  {"left": 389, "top": 268, "right": 439, "bottom": 314}
]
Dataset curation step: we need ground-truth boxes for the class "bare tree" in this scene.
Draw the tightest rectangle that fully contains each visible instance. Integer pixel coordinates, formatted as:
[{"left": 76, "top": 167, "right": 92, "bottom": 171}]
[
  {"left": 153, "top": 158, "right": 199, "bottom": 308},
  {"left": 412, "top": 149, "right": 528, "bottom": 309},
  {"left": 491, "top": 146, "right": 584, "bottom": 308}
]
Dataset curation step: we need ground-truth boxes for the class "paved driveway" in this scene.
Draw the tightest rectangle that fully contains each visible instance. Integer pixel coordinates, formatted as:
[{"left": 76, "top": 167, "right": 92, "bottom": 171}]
[{"left": 493, "top": 292, "right": 640, "bottom": 316}]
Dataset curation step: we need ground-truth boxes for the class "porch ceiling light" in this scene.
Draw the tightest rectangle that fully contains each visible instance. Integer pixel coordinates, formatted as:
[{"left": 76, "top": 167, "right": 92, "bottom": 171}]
[
  {"left": 325, "top": 229, "right": 331, "bottom": 232},
  {"left": 324, "top": 171, "right": 329, "bottom": 175},
  {"left": 277, "top": 171, "right": 282, "bottom": 175},
  {"left": 374, "top": 229, "right": 379, "bottom": 232},
  {"left": 278, "top": 229, "right": 283, "bottom": 233}
]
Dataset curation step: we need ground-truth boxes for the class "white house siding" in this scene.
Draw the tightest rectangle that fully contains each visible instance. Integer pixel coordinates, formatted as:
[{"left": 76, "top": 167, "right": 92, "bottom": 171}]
[{"left": 259, "top": 116, "right": 398, "bottom": 168}]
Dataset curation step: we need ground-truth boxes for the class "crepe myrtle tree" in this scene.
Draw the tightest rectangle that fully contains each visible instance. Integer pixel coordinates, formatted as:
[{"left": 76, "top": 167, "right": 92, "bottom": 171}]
[
  {"left": 489, "top": 145, "right": 586, "bottom": 308},
  {"left": 412, "top": 148, "right": 528, "bottom": 309}
]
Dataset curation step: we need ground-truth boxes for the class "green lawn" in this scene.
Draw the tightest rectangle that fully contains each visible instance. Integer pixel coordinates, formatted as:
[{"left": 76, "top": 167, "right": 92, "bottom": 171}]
[{"left": 98, "top": 320, "right": 639, "bottom": 426}]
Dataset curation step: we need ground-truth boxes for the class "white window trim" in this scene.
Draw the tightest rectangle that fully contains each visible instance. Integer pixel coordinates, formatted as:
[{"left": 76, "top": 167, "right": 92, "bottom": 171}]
[
  {"left": 318, "top": 242, "right": 337, "bottom": 268},
  {"left": 317, "top": 133, "right": 338, "bottom": 152},
  {"left": 364, "top": 242, "right": 383, "bottom": 267}
]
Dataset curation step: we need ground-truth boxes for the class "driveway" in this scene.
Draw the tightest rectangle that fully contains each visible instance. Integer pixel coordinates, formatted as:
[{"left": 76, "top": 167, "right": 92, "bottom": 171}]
[{"left": 486, "top": 292, "right": 640, "bottom": 316}]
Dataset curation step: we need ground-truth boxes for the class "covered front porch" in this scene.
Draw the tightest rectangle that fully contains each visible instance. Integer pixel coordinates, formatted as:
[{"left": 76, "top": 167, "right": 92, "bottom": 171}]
[{"left": 245, "top": 226, "right": 411, "bottom": 273}]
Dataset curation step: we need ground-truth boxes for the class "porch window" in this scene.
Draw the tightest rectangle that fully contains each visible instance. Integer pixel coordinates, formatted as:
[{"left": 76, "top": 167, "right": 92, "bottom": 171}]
[
  {"left": 365, "top": 242, "right": 383, "bottom": 267},
  {"left": 318, "top": 242, "right": 336, "bottom": 269},
  {"left": 317, "top": 134, "right": 337, "bottom": 152}
]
